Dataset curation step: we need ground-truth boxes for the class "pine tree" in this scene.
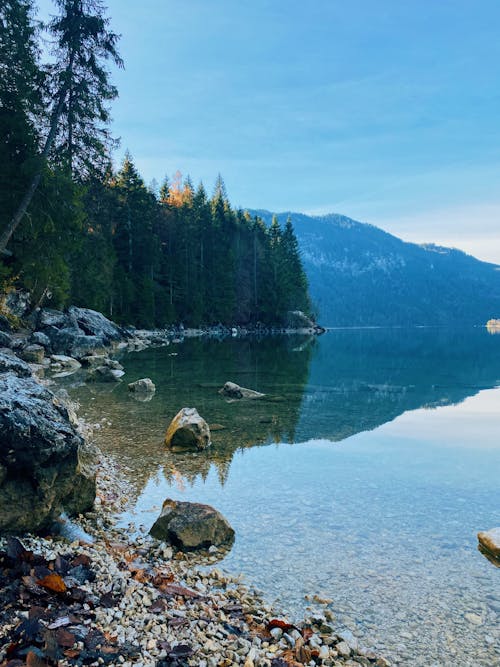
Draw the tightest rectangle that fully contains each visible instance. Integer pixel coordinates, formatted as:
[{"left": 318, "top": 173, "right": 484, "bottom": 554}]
[
  {"left": 0, "top": 0, "right": 122, "bottom": 255},
  {"left": 0, "top": 0, "right": 43, "bottom": 256},
  {"left": 48, "top": 0, "right": 123, "bottom": 177},
  {"left": 281, "top": 216, "right": 310, "bottom": 313}
]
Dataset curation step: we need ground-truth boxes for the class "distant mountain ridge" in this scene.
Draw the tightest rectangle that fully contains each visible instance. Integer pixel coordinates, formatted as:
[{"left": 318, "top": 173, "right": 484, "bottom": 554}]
[{"left": 248, "top": 209, "right": 500, "bottom": 326}]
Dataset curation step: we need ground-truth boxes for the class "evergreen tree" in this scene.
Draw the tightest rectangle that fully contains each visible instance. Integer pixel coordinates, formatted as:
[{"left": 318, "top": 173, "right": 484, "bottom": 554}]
[
  {"left": 281, "top": 216, "right": 310, "bottom": 313},
  {"left": 0, "top": 0, "right": 122, "bottom": 254},
  {"left": 0, "top": 0, "right": 43, "bottom": 259}
]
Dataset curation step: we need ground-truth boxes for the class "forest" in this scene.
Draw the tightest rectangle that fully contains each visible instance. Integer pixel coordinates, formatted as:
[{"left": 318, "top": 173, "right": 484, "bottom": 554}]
[{"left": 0, "top": 0, "right": 311, "bottom": 327}]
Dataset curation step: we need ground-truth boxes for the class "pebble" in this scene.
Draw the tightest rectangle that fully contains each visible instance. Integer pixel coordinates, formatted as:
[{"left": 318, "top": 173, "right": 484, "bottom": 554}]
[{"left": 464, "top": 612, "right": 483, "bottom": 625}]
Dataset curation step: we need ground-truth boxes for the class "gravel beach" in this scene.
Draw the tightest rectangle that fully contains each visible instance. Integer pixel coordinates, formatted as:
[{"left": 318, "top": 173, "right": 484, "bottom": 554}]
[{"left": 0, "top": 453, "right": 388, "bottom": 667}]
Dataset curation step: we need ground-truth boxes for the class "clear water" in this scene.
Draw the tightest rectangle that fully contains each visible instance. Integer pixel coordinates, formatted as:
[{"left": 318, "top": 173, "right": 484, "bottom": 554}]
[{"left": 67, "top": 329, "right": 500, "bottom": 666}]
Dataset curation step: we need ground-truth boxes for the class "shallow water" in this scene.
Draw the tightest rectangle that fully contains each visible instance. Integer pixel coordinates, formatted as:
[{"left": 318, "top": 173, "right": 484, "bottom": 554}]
[{"left": 68, "top": 329, "right": 500, "bottom": 666}]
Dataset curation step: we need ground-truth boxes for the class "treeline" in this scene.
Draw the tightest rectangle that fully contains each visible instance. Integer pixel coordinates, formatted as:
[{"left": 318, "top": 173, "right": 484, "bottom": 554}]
[{"left": 0, "top": 0, "right": 311, "bottom": 327}]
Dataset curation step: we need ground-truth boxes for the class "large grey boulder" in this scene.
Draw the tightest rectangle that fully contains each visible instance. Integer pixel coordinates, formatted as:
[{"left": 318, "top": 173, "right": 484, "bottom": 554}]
[
  {"left": 37, "top": 307, "right": 123, "bottom": 358},
  {"left": 164, "top": 407, "right": 211, "bottom": 451},
  {"left": 0, "top": 372, "right": 95, "bottom": 533},
  {"left": 219, "top": 381, "right": 265, "bottom": 400},
  {"left": 38, "top": 308, "right": 70, "bottom": 329},
  {"left": 0, "top": 351, "right": 32, "bottom": 377},
  {"left": 68, "top": 306, "right": 123, "bottom": 343},
  {"left": 149, "top": 499, "right": 234, "bottom": 550}
]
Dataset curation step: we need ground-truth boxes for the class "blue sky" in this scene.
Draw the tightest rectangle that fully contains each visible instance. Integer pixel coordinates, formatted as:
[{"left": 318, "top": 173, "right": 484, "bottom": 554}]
[{"left": 37, "top": 0, "right": 500, "bottom": 262}]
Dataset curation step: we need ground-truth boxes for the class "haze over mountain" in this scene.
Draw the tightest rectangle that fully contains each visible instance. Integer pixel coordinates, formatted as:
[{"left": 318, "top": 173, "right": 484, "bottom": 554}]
[{"left": 250, "top": 210, "right": 500, "bottom": 327}]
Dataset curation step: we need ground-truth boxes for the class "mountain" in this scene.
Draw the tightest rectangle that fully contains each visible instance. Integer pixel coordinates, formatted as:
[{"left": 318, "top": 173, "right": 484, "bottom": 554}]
[{"left": 249, "top": 210, "right": 500, "bottom": 327}]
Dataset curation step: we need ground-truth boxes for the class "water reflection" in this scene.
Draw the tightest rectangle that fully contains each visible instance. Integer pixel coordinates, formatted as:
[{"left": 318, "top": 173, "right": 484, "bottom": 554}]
[
  {"left": 295, "top": 326, "right": 500, "bottom": 441},
  {"left": 69, "top": 335, "right": 315, "bottom": 498},
  {"left": 67, "top": 328, "right": 500, "bottom": 667},
  {"left": 67, "top": 327, "right": 500, "bottom": 504}
]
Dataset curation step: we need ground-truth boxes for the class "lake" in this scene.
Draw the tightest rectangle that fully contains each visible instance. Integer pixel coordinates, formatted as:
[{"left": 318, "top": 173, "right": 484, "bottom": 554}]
[{"left": 68, "top": 328, "right": 500, "bottom": 667}]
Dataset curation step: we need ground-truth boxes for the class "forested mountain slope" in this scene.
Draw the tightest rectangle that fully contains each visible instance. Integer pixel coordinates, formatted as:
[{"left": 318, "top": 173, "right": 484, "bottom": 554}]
[{"left": 250, "top": 210, "right": 500, "bottom": 326}]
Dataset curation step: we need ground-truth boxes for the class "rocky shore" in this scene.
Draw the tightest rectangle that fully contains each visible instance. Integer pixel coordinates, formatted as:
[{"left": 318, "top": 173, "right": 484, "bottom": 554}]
[
  {"left": 0, "top": 449, "right": 389, "bottom": 667},
  {"left": 0, "top": 298, "right": 390, "bottom": 666}
]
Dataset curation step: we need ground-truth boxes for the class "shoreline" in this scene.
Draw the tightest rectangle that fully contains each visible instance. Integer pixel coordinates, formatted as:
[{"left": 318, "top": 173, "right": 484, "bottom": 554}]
[
  {"left": 0, "top": 453, "right": 388, "bottom": 667},
  {"left": 0, "top": 305, "right": 387, "bottom": 666}
]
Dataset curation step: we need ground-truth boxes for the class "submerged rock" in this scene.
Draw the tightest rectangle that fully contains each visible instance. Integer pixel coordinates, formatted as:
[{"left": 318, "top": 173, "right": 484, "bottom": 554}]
[
  {"left": 86, "top": 365, "right": 124, "bottom": 382},
  {"left": 0, "top": 372, "right": 95, "bottom": 533},
  {"left": 128, "top": 377, "right": 156, "bottom": 393},
  {"left": 219, "top": 381, "right": 265, "bottom": 400},
  {"left": 165, "top": 407, "right": 211, "bottom": 451},
  {"left": 149, "top": 498, "right": 234, "bottom": 550},
  {"left": 478, "top": 527, "right": 500, "bottom": 563}
]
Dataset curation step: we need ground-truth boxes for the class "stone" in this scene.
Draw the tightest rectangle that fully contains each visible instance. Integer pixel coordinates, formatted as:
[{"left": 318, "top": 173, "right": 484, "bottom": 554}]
[
  {"left": 41, "top": 323, "right": 108, "bottom": 358},
  {"left": 30, "top": 331, "right": 51, "bottom": 348},
  {"left": 0, "top": 331, "right": 13, "bottom": 348},
  {"left": 38, "top": 308, "right": 70, "bottom": 329},
  {"left": 80, "top": 353, "right": 110, "bottom": 368},
  {"left": 68, "top": 306, "right": 123, "bottom": 343},
  {"left": 0, "top": 372, "right": 95, "bottom": 533},
  {"left": 4, "top": 289, "right": 31, "bottom": 318},
  {"left": 86, "top": 366, "right": 125, "bottom": 382},
  {"left": 165, "top": 407, "right": 211, "bottom": 451},
  {"left": 478, "top": 527, "right": 500, "bottom": 560},
  {"left": 69, "top": 336, "right": 108, "bottom": 360},
  {"left": 128, "top": 378, "right": 156, "bottom": 393},
  {"left": 149, "top": 498, "right": 235, "bottom": 550},
  {"left": 50, "top": 354, "right": 82, "bottom": 370},
  {"left": 20, "top": 344, "right": 45, "bottom": 364},
  {"left": 219, "top": 381, "right": 265, "bottom": 400},
  {"left": 336, "top": 641, "right": 351, "bottom": 658},
  {"left": 0, "top": 351, "right": 32, "bottom": 377},
  {"left": 464, "top": 612, "right": 483, "bottom": 625}
]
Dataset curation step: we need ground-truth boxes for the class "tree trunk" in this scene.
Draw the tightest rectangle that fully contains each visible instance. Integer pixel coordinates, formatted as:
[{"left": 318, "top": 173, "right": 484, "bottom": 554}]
[{"left": 0, "top": 60, "right": 72, "bottom": 256}]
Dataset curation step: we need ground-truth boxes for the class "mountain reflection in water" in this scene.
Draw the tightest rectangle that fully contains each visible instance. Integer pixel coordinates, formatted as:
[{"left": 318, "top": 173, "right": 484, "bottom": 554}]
[
  {"left": 68, "top": 327, "right": 500, "bottom": 503},
  {"left": 68, "top": 327, "right": 500, "bottom": 667}
]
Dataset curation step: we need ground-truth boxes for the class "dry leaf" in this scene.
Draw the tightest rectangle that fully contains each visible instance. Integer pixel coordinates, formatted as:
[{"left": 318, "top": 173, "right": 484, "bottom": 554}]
[
  {"left": 157, "top": 583, "right": 199, "bottom": 598},
  {"left": 55, "top": 628, "right": 75, "bottom": 648},
  {"left": 26, "top": 650, "right": 46, "bottom": 667},
  {"left": 267, "top": 619, "right": 298, "bottom": 633},
  {"left": 36, "top": 573, "right": 67, "bottom": 594}
]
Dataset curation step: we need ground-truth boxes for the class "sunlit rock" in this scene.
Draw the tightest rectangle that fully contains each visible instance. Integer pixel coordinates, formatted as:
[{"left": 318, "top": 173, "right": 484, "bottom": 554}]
[
  {"left": 478, "top": 527, "right": 500, "bottom": 564},
  {"left": 149, "top": 498, "right": 234, "bottom": 550},
  {"left": 165, "top": 407, "right": 211, "bottom": 451}
]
